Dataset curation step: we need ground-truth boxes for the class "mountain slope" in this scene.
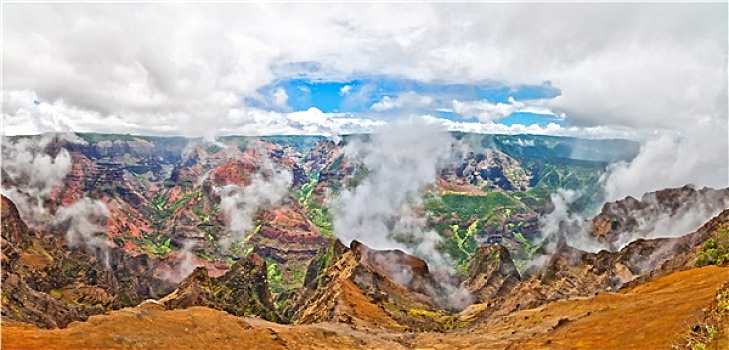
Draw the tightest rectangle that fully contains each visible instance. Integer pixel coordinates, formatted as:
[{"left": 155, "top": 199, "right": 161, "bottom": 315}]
[
  {"left": 4, "top": 265, "right": 726, "bottom": 350},
  {"left": 1, "top": 195, "right": 175, "bottom": 328}
]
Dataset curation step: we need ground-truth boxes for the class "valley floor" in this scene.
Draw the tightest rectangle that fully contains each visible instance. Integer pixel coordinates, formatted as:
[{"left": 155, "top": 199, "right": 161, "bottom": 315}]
[{"left": 3, "top": 265, "right": 728, "bottom": 350}]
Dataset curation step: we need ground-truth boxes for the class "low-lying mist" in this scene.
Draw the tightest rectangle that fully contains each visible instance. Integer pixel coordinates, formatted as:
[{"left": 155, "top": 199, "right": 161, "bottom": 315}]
[
  {"left": 215, "top": 143, "right": 293, "bottom": 249},
  {"left": 2, "top": 134, "right": 114, "bottom": 267},
  {"left": 529, "top": 186, "right": 729, "bottom": 272},
  {"left": 332, "top": 118, "right": 473, "bottom": 310}
]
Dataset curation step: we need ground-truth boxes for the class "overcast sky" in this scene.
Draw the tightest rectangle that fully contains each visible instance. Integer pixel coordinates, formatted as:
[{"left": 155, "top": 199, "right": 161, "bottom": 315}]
[{"left": 2, "top": 3, "right": 727, "bottom": 141}]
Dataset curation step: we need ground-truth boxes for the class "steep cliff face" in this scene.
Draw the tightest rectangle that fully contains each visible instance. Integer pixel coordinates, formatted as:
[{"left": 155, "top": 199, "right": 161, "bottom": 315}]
[
  {"left": 5, "top": 266, "right": 727, "bottom": 350},
  {"left": 161, "top": 253, "right": 282, "bottom": 323},
  {"left": 1, "top": 196, "right": 100, "bottom": 328},
  {"left": 47, "top": 137, "right": 334, "bottom": 299},
  {"left": 461, "top": 244, "right": 521, "bottom": 303},
  {"left": 519, "top": 186, "right": 729, "bottom": 303},
  {"left": 287, "top": 242, "right": 412, "bottom": 330},
  {"left": 3, "top": 133, "right": 627, "bottom": 305},
  {"left": 1, "top": 196, "right": 175, "bottom": 328}
]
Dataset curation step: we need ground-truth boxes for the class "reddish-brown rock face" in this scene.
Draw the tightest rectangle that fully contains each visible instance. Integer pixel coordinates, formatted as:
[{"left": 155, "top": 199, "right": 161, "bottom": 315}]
[
  {"left": 351, "top": 241, "right": 441, "bottom": 300},
  {"left": 1, "top": 195, "right": 176, "bottom": 328},
  {"left": 21, "top": 136, "right": 336, "bottom": 284},
  {"left": 5, "top": 134, "right": 729, "bottom": 345},
  {"left": 477, "top": 206, "right": 729, "bottom": 323}
]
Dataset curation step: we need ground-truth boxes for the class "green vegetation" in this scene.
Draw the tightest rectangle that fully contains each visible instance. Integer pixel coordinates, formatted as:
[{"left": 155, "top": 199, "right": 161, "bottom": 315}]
[
  {"left": 696, "top": 229, "right": 729, "bottom": 267},
  {"left": 264, "top": 256, "right": 309, "bottom": 302},
  {"left": 265, "top": 258, "right": 285, "bottom": 295},
  {"left": 297, "top": 170, "right": 320, "bottom": 205},
  {"left": 426, "top": 191, "right": 531, "bottom": 271},
  {"left": 112, "top": 236, "right": 125, "bottom": 248},
  {"left": 75, "top": 133, "right": 137, "bottom": 143},
  {"left": 196, "top": 251, "right": 213, "bottom": 261},
  {"left": 681, "top": 324, "right": 718, "bottom": 350},
  {"left": 308, "top": 206, "right": 333, "bottom": 236},
  {"left": 449, "top": 221, "right": 480, "bottom": 274},
  {"left": 204, "top": 144, "right": 222, "bottom": 155},
  {"left": 151, "top": 193, "right": 169, "bottom": 218},
  {"left": 168, "top": 190, "right": 200, "bottom": 213},
  {"left": 327, "top": 155, "right": 344, "bottom": 171},
  {"left": 296, "top": 169, "right": 334, "bottom": 236},
  {"left": 49, "top": 289, "right": 63, "bottom": 299},
  {"left": 717, "top": 288, "right": 729, "bottom": 312},
  {"left": 314, "top": 248, "right": 334, "bottom": 277},
  {"left": 432, "top": 192, "right": 520, "bottom": 218},
  {"left": 140, "top": 235, "right": 172, "bottom": 256},
  {"left": 406, "top": 308, "right": 467, "bottom": 332},
  {"left": 513, "top": 232, "right": 531, "bottom": 255},
  {"left": 218, "top": 135, "right": 325, "bottom": 153}
]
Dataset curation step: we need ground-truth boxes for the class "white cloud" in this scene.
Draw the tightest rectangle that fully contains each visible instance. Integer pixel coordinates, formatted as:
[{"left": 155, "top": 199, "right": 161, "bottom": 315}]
[
  {"left": 370, "top": 96, "right": 396, "bottom": 112},
  {"left": 3, "top": 4, "right": 727, "bottom": 196},
  {"left": 445, "top": 96, "right": 559, "bottom": 123},
  {"left": 4, "top": 3, "right": 724, "bottom": 136},
  {"left": 603, "top": 116, "right": 729, "bottom": 200},
  {"left": 2, "top": 93, "right": 643, "bottom": 141},
  {"left": 419, "top": 115, "right": 651, "bottom": 140},
  {"left": 370, "top": 92, "right": 433, "bottom": 112},
  {"left": 273, "top": 88, "right": 289, "bottom": 110}
]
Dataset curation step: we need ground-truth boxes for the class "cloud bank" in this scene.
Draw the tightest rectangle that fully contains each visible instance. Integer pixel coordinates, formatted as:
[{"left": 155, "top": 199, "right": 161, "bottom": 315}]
[{"left": 3, "top": 3, "right": 726, "bottom": 201}]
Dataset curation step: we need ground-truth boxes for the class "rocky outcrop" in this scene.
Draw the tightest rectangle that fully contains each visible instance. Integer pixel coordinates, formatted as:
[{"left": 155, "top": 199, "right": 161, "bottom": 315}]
[
  {"left": 462, "top": 244, "right": 521, "bottom": 303},
  {"left": 444, "top": 149, "right": 532, "bottom": 192},
  {"left": 287, "top": 240, "right": 461, "bottom": 332},
  {"left": 1, "top": 195, "right": 33, "bottom": 252},
  {"left": 351, "top": 241, "right": 442, "bottom": 301},
  {"left": 491, "top": 186, "right": 729, "bottom": 313},
  {"left": 161, "top": 253, "right": 282, "bottom": 323},
  {"left": 629, "top": 207, "right": 729, "bottom": 285},
  {"left": 591, "top": 185, "right": 729, "bottom": 248},
  {"left": 482, "top": 206, "right": 729, "bottom": 321}
]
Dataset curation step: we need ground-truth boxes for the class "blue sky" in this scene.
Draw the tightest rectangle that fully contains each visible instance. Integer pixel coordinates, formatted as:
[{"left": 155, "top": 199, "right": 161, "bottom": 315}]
[{"left": 246, "top": 76, "right": 566, "bottom": 127}]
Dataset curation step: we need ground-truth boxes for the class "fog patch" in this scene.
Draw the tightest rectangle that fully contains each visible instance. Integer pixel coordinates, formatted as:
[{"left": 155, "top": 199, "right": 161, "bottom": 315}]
[
  {"left": 332, "top": 118, "right": 473, "bottom": 310},
  {"left": 215, "top": 147, "right": 293, "bottom": 250},
  {"left": 162, "top": 240, "right": 201, "bottom": 283},
  {"left": 603, "top": 119, "right": 727, "bottom": 201},
  {"left": 54, "top": 197, "right": 112, "bottom": 268},
  {"left": 529, "top": 186, "right": 729, "bottom": 271},
  {"left": 1, "top": 134, "right": 72, "bottom": 224}
]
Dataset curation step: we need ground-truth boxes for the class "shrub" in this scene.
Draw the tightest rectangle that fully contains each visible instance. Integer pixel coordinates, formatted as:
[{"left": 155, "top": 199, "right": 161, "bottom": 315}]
[{"left": 696, "top": 229, "right": 729, "bottom": 267}]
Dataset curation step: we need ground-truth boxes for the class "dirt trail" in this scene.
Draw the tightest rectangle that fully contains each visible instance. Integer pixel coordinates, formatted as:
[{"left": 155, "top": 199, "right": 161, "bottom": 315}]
[{"left": 3, "top": 266, "right": 728, "bottom": 350}]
